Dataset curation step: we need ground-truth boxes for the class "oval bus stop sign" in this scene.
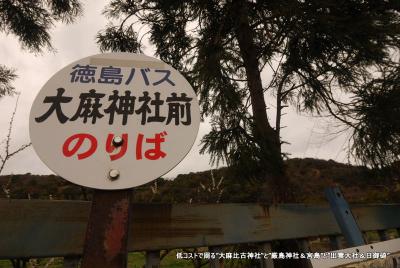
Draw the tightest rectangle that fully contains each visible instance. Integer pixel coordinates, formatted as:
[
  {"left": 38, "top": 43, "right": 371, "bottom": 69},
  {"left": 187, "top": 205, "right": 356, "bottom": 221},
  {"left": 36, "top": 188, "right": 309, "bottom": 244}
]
[{"left": 29, "top": 53, "right": 200, "bottom": 189}]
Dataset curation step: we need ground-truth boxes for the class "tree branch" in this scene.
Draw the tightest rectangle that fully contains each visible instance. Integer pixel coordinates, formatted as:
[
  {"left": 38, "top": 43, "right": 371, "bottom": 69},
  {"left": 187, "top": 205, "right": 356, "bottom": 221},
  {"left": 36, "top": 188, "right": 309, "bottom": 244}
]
[{"left": 0, "top": 95, "right": 32, "bottom": 197}]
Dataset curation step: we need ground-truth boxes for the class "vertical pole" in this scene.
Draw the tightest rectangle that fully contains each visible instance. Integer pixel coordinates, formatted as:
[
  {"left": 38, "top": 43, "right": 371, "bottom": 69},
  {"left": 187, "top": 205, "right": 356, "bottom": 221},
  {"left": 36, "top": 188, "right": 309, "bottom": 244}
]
[
  {"left": 81, "top": 189, "right": 132, "bottom": 268},
  {"left": 260, "top": 242, "right": 274, "bottom": 268},
  {"left": 146, "top": 250, "right": 160, "bottom": 268},
  {"left": 378, "top": 230, "right": 390, "bottom": 241},
  {"left": 328, "top": 235, "right": 342, "bottom": 250},
  {"left": 209, "top": 246, "right": 223, "bottom": 268},
  {"left": 63, "top": 256, "right": 80, "bottom": 268},
  {"left": 296, "top": 239, "right": 313, "bottom": 268},
  {"left": 325, "top": 187, "right": 365, "bottom": 247},
  {"left": 363, "top": 232, "right": 369, "bottom": 244}
]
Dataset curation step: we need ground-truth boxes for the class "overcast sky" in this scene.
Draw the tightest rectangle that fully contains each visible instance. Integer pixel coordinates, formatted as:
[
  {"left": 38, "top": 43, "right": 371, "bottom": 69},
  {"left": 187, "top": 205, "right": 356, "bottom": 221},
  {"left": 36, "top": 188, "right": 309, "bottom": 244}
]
[{"left": 0, "top": 1, "right": 352, "bottom": 179}]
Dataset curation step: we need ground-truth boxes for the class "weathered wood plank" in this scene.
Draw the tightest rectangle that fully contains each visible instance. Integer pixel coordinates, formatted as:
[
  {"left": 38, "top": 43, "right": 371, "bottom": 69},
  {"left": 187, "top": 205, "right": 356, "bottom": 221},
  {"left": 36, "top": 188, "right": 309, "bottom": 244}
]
[
  {"left": 1, "top": 200, "right": 400, "bottom": 258},
  {"left": 0, "top": 200, "right": 89, "bottom": 258}
]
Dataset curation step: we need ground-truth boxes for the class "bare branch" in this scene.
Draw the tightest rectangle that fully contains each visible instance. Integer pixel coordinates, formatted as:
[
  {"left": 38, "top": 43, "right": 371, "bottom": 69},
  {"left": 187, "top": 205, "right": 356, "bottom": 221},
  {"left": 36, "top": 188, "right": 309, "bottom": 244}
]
[{"left": 0, "top": 95, "right": 32, "bottom": 197}]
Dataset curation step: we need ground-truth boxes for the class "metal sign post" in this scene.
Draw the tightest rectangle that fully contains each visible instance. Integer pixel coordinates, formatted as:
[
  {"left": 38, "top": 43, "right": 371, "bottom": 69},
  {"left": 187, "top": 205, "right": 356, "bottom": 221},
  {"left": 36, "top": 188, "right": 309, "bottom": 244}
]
[
  {"left": 81, "top": 190, "right": 132, "bottom": 268},
  {"left": 325, "top": 186, "right": 365, "bottom": 247},
  {"left": 29, "top": 53, "right": 200, "bottom": 267}
]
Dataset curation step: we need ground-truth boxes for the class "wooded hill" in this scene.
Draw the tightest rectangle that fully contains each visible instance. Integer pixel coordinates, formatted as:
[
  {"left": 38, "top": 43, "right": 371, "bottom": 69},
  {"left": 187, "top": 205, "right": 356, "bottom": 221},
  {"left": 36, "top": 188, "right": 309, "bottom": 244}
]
[{"left": 0, "top": 158, "right": 399, "bottom": 203}]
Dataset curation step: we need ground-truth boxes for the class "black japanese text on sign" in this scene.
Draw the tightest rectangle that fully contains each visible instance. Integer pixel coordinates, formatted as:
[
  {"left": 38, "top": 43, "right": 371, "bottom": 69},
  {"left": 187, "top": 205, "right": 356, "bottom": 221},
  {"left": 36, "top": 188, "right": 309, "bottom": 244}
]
[
  {"left": 35, "top": 65, "right": 193, "bottom": 126},
  {"left": 29, "top": 53, "right": 200, "bottom": 190},
  {"left": 34, "top": 64, "right": 193, "bottom": 162}
]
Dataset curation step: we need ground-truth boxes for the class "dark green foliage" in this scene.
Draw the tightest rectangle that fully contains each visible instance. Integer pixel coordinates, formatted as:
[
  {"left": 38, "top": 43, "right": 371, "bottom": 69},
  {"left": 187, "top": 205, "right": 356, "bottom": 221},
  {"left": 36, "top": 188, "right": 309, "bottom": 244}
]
[
  {"left": 47, "top": 0, "right": 82, "bottom": 23},
  {"left": 0, "top": 0, "right": 82, "bottom": 97},
  {"left": 1, "top": 0, "right": 52, "bottom": 52},
  {"left": 97, "top": 0, "right": 400, "bottom": 176},
  {"left": 0, "top": 0, "right": 82, "bottom": 53},
  {"left": 200, "top": 110, "right": 264, "bottom": 180},
  {"left": 2, "top": 158, "right": 399, "bottom": 203},
  {"left": 350, "top": 65, "right": 400, "bottom": 168},
  {"left": 0, "top": 65, "right": 17, "bottom": 96},
  {"left": 280, "top": 0, "right": 400, "bottom": 114},
  {"left": 97, "top": 24, "right": 140, "bottom": 53},
  {"left": 270, "top": 0, "right": 400, "bottom": 169},
  {"left": 97, "top": 0, "right": 278, "bottom": 181}
]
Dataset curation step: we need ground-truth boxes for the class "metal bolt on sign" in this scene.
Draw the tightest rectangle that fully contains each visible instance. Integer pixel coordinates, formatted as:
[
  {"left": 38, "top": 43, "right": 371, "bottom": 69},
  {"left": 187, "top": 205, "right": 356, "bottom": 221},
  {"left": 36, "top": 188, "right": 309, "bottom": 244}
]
[
  {"left": 109, "top": 169, "right": 120, "bottom": 180},
  {"left": 112, "top": 136, "right": 124, "bottom": 147}
]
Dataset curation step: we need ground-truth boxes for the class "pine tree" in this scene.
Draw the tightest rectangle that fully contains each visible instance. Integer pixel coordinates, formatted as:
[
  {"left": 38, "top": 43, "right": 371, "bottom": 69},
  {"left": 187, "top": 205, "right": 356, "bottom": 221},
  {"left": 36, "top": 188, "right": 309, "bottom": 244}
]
[
  {"left": 0, "top": 0, "right": 83, "bottom": 97},
  {"left": 97, "top": 0, "right": 400, "bottom": 201}
]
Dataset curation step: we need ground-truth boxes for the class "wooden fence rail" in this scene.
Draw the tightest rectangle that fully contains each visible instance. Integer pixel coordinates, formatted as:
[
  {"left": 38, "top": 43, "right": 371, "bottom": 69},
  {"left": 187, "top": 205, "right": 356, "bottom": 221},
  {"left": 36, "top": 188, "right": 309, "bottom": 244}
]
[{"left": 1, "top": 199, "right": 400, "bottom": 261}]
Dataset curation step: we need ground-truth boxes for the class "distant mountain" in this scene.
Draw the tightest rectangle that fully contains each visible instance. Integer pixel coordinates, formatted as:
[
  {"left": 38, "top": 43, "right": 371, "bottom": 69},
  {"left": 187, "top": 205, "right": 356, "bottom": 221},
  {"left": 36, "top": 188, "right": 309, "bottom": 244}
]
[{"left": 0, "top": 158, "right": 399, "bottom": 203}]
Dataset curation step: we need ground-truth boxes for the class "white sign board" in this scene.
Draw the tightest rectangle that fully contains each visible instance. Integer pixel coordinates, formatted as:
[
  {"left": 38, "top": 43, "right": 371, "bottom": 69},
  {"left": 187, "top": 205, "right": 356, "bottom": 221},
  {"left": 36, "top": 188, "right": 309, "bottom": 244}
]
[{"left": 29, "top": 53, "right": 200, "bottom": 189}]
